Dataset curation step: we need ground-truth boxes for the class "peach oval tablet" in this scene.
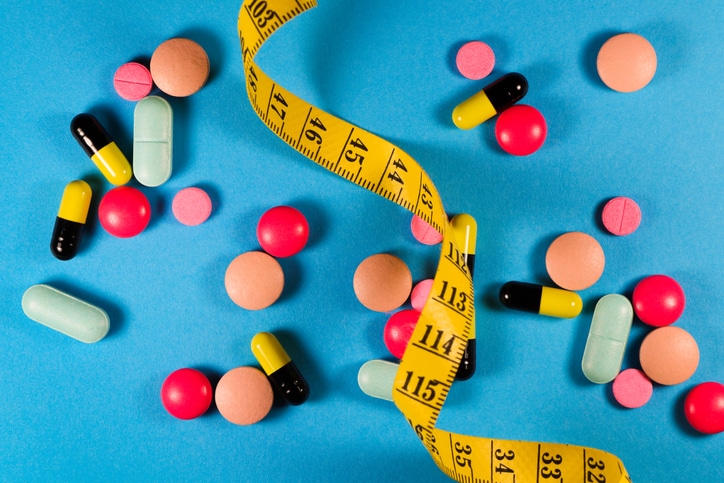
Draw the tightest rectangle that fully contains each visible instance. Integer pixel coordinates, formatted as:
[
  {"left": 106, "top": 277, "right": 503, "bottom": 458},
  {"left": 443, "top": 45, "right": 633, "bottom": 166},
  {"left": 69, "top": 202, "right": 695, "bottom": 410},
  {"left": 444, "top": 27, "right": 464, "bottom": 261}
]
[
  {"left": 612, "top": 368, "right": 653, "bottom": 408},
  {"left": 150, "top": 38, "right": 210, "bottom": 97},
  {"left": 639, "top": 326, "right": 699, "bottom": 385},
  {"left": 225, "top": 251, "right": 284, "bottom": 310},
  {"left": 353, "top": 253, "right": 412, "bottom": 312},
  {"left": 215, "top": 366, "right": 273, "bottom": 425},
  {"left": 545, "top": 232, "right": 605, "bottom": 291},
  {"left": 597, "top": 33, "right": 657, "bottom": 92}
]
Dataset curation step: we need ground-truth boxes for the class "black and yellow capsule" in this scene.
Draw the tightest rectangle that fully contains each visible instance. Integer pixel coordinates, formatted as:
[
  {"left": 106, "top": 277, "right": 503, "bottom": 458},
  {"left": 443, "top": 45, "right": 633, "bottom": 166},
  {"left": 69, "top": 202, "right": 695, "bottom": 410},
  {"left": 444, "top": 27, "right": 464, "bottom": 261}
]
[
  {"left": 50, "top": 180, "right": 92, "bottom": 261},
  {"left": 251, "top": 332, "right": 309, "bottom": 406},
  {"left": 451, "top": 213, "right": 477, "bottom": 381},
  {"left": 452, "top": 73, "right": 528, "bottom": 129},
  {"left": 70, "top": 113, "right": 132, "bottom": 185},
  {"left": 499, "top": 281, "right": 583, "bottom": 318}
]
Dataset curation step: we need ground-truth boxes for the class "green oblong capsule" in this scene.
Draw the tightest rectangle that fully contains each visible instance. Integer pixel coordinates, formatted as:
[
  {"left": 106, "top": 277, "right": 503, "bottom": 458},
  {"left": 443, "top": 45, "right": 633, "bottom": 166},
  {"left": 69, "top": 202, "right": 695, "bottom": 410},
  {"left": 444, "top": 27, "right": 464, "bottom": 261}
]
[
  {"left": 357, "top": 359, "right": 399, "bottom": 401},
  {"left": 582, "top": 294, "right": 634, "bottom": 384},
  {"left": 133, "top": 96, "right": 173, "bottom": 187}
]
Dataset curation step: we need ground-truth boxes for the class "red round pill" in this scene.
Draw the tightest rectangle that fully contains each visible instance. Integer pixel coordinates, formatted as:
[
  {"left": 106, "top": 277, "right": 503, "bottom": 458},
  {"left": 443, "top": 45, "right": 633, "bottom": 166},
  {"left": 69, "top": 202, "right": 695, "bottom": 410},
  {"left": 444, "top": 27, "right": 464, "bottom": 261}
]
[
  {"left": 383, "top": 309, "right": 421, "bottom": 359},
  {"left": 632, "top": 274, "right": 685, "bottom": 326},
  {"left": 495, "top": 105, "right": 547, "bottom": 156},
  {"left": 684, "top": 382, "right": 724, "bottom": 434},
  {"left": 98, "top": 186, "right": 151, "bottom": 238},
  {"left": 160, "top": 368, "right": 213, "bottom": 420},
  {"left": 602, "top": 196, "right": 641, "bottom": 236},
  {"left": 257, "top": 206, "right": 309, "bottom": 258}
]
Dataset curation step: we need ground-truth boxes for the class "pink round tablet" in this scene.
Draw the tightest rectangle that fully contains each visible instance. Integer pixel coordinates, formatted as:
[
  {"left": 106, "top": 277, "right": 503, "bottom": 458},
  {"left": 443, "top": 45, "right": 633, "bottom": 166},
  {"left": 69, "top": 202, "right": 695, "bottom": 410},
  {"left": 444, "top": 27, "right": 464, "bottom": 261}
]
[
  {"left": 612, "top": 368, "right": 653, "bottom": 409},
  {"left": 602, "top": 197, "right": 641, "bottom": 236},
  {"left": 384, "top": 309, "right": 421, "bottom": 359},
  {"left": 172, "top": 187, "right": 212, "bottom": 226},
  {"left": 113, "top": 62, "right": 153, "bottom": 101},
  {"left": 456, "top": 41, "right": 495, "bottom": 80},
  {"left": 225, "top": 251, "right": 284, "bottom": 310},
  {"left": 545, "top": 232, "right": 605, "bottom": 291},
  {"left": 98, "top": 186, "right": 151, "bottom": 238},
  {"left": 257, "top": 205, "right": 309, "bottom": 258},
  {"left": 411, "top": 279, "right": 434, "bottom": 311},
  {"left": 410, "top": 214, "right": 443, "bottom": 245},
  {"left": 160, "top": 368, "right": 213, "bottom": 420},
  {"left": 215, "top": 366, "right": 274, "bottom": 425}
]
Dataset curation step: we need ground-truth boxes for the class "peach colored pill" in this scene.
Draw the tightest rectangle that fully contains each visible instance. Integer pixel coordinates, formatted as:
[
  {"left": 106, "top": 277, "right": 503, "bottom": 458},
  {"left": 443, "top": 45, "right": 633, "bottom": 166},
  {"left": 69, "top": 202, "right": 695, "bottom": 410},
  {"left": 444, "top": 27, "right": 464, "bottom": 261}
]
[
  {"left": 113, "top": 62, "right": 153, "bottom": 101},
  {"left": 172, "top": 187, "right": 212, "bottom": 226},
  {"left": 410, "top": 214, "right": 443, "bottom": 245},
  {"left": 456, "top": 41, "right": 495, "bottom": 80},
  {"left": 225, "top": 251, "right": 284, "bottom": 310},
  {"left": 602, "top": 196, "right": 641, "bottom": 236},
  {"left": 639, "top": 326, "right": 699, "bottom": 385},
  {"left": 411, "top": 278, "right": 434, "bottom": 311},
  {"left": 545, "top": 232, "right": 605, "bottom": 291},
  {"left": 150, "top": 38, "right": 210, "bottom": 97},
  {"left": 215, "top": 366, "right": 273, "bottom": 425},
  {"left": 612, "top": 368, "right": 653, "bottom": 408},
  {"left": 597, "top": 33, "right": 657, "bottom": 92},
  {"left": 353, "top": 254, "right": 412, "bottom": 312}
]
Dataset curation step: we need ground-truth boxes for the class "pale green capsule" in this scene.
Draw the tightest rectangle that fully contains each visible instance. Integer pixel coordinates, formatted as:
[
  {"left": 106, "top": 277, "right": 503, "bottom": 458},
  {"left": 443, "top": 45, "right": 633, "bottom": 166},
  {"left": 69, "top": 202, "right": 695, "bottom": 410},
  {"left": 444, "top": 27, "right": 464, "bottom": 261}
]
[
  {"left": 582, "top": 294, "right": 634, "bottom": 384},
  {"left": 357, "top": 359, "right": 399, "bottom": 401},
  {"left": 133, "top": 95, "right": 173, "bottom": 187}
]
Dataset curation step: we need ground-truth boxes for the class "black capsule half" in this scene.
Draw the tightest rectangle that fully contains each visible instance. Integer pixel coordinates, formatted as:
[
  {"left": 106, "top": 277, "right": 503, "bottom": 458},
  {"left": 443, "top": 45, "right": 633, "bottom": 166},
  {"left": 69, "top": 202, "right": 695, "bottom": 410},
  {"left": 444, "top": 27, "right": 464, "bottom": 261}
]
[
  {"left": 50, "top": 180, "right": 92, "bottom": 261},
  {"left": 70, "top": 113, "right": 112, "bottom": 157},
  {"left": 268, "top": 361, "right": 310, "bottom": 406},
  {"left": 484, "top": 72, "right": 528, "bottom": 113},
  {"left": 499, "top": 281, "right": 583, "bottom": 318},
  {"left": 51, "top": 218, "right": 84, "bottom": 260},
  {"left": 500, "top": 281, "right": 543, "bottom": 313}
]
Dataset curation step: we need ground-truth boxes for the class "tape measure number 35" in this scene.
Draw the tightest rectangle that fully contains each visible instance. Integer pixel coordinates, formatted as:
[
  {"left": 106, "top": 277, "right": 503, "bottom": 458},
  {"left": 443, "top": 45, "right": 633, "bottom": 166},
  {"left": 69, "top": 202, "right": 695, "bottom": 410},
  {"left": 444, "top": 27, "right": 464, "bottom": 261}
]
[{"left": 237, "top": 1, "right": 632, "bottom": 482}]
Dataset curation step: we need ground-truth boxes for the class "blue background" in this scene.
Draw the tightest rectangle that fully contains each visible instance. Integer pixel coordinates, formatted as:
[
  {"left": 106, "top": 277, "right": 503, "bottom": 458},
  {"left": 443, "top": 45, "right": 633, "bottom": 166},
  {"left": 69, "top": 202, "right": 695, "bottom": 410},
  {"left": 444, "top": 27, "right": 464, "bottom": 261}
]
[{"left": 1, "top": 0, "right": 722, "bottom": 481}]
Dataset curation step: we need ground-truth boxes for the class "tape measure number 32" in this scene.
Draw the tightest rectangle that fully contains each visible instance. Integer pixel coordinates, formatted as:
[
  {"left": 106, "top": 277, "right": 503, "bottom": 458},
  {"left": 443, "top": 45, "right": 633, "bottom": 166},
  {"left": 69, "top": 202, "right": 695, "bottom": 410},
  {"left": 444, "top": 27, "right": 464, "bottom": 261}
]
[{"left": 237, "top": 1, "right": 632, "bottom": 482}]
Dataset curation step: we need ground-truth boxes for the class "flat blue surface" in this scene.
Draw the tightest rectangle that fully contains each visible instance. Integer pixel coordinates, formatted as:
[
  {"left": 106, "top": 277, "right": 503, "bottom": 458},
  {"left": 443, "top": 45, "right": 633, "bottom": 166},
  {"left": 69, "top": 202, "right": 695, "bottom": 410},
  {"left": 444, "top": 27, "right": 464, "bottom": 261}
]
[{"left": 1, "top": 1, "right": 722, "bottom": 481}]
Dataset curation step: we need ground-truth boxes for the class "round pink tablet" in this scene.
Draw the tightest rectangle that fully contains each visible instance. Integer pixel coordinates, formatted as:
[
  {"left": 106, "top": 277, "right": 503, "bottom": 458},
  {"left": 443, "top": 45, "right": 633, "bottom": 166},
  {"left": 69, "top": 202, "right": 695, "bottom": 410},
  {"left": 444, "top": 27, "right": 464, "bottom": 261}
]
[
  {"left": 612, "top": 368, "right": 653, "bottom": 408},
  {"left": 411, "top": 279, "right": 434, "bottom": 311},
  {"left": 353, "top": 254, "right": 412, "bottom": 312},
  {"left": 639, "top": 326, "right": 699, "bottom": 386},
  {"left": 602, "top": 197, "right": 641, "bottom": 236},
  {"left": 225, "top": 251, "right": 284, "bottom": 310},
  {"left": 597, "top": 33, "right": 657, "bottom": 92},
  {"left": 410, "top": 214, "right": 443, "bottom": 245},
  {"left": 545, "top": 232, "right": 605, "bottom": 291},
  {"left": 113, "top": 62, "right": 153, "bottom": 101},
  {"left": 172, "top": 187, "right": 212, "bottom": 226},
  {"left": 456, "top": 41, "right": 495, "bottom": 80},
  {"left": 215, "top": 366, "right": 274, "bottom": 425}
]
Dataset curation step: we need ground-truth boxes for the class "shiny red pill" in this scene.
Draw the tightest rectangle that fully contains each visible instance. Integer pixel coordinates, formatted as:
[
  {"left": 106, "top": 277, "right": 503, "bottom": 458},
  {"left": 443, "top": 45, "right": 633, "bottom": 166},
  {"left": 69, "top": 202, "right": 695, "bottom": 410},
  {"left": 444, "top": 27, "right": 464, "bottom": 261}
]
[
  {"left": 160, "top": 368, "right": 213, "bottom": 420},
  {"left": 632, "top": 274, "right": 685, "bottom": 327},
  {"left": 98, "top": 186, "right": 151, "bottom": 238},
  {"left": 684, "top": 382, "right": 724, "bottom": 434},
  {"left": 494, "top": 104, "right": 547, "bottom": 156},
  {"left": 383, "top": 309, "right": 421, "bottom": 359},
  {"left": 256, "top": 206, "right": 309, "bottom": 258}
]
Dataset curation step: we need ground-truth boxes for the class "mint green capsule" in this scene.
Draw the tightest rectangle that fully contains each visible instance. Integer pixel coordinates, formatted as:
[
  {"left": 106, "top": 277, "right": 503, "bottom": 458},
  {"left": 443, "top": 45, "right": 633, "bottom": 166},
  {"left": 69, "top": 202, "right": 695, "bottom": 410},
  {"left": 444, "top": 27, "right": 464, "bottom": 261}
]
[
  {"left": 21, "top": 284, "right": 110, "bottom": 343},
  {"left": 582, "top": 294, "right": 634, "bottom": 384},
  {"left": 133, "top": 96, "right": 173, "bottom": 187},
  {"left": 357, "top": 359, "right": 399, "bottom": 401}
]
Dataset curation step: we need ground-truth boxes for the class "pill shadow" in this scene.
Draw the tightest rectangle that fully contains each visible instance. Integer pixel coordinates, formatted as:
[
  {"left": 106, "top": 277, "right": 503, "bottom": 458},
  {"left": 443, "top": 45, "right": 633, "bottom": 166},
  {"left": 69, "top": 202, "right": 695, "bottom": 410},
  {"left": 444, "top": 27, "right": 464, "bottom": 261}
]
[
  {"left": 286, "top": 197, "right": 329, "bottom": 250},
  {"left": 671, "top": 384, "right": 707, "bottom": 437},
  {"left": 192, "top": 365, "right": 225, "bottom": 419},
  {"left": 567, "top": 291, "right": 600, "bottom": 386},
  {"left": 580, "top": 30, "right": 621, "bottom": 89},
  {"left": 593, "top": 197, "right": 613, "bottom": 234},
  {"left": 529, "top": 232, "right": 561, "bottom": 285},
  {"left": 277, "top": 256, "right": 303, "bottom": 304},
  {"left": 75, "top": 173, "right": 106, "bottom": 255}
]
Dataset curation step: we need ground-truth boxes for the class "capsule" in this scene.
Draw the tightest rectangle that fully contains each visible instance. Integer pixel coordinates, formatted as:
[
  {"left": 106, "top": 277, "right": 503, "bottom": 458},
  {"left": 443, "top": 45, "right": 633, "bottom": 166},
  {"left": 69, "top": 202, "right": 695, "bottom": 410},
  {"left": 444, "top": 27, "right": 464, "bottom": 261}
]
[
  {"left": 499, "top": 281, "right": 583, "bottom": 318},
  {"left": 582, "top": 294, "right": 634, "bottom": 384},
  {"left": 133, "top": 96, "right": 173, "bottom": 187},
  {"left": 251, "top": 332, "right": 309, "bottom": 405},
  {"left": 357, "top": 359, "right": 399, "bottom": 402},
  {"left": 451, "top": 213, "right": 477, "bottom": 381},
  {"left": 452, "top": 73, "right": 528, "bottom": 129},
  {"left": 70, "top": 113, "right": 132, "bottom": 185},
  {"left": 50, "top": 180, "right": 92, "bottom": 260}
]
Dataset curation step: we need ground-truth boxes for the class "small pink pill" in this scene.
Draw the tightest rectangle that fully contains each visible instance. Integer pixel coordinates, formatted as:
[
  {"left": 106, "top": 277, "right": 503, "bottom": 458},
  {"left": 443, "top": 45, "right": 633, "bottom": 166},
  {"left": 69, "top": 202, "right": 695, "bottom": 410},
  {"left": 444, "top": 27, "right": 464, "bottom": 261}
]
[
  {"left": 113, "top": 62, "right": 153, "bottom": 101},
  {"left": 410, "top": 214, "right": 443, "bottom": 245},
  {"left": 602, "top": 197, "right": 641, "bottom": 236},
  {"left": 612, "top": 368, "right": 653, "bottom": 408},
  {"left": 456, "top": 41, "right": 495, "bottom": 80},
  {"left": 172, "top": 187, "right": 212, "bottom": 226},
  {"left": 411, "top": 279, "right": 434, "bottom": 311}
]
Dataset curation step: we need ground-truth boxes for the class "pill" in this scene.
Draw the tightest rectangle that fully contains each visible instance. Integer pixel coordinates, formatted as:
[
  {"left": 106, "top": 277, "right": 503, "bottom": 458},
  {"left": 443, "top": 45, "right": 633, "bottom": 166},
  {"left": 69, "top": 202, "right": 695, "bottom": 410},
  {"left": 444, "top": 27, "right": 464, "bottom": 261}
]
[
  {"left": 499, "top": 281, "right": 583, "bottom": 318},
  {"left": 113, "top": 62, "right": 153, "bottom": 101},
  {"left": 639, "top": 326, "right": 699, "bottom": 385},
  {"left": 597, "top": 33, "right": 657, "bottom": 93},
  {"left": 215, "top": 366, "right": 273, "bottom": 425},
  {"left": 358, "top": 359, "right": 399, "bottom": 402},
  {"left": 601, "top": 196, "right": 641, "bottom": 236},
  {"left": 251, "top": 332, "right": 309, "bottom": 406},
  {"left": 612, "top": 368, "right": 653, "bottom": 409},
  {"left": 410, "top": 214, "right": 443, "bottom": 245},
  {"left": 50, "top": 180, "right": 92, "bottom": 261},
  {"left": 172, "top": 187, "right": 212, "bottom": 226},
  {"left": 225, "top": 251, "right": 284, "bottom": 310},
  {"left": 494, "top": 104, "right": 547, "bottom": 156},
  {"left": 684, "top": 382, "right": 724, "bottom": 434},
  {"left": 256, "top": 205, "right": 309, "bottom": 258},
  {"left": 456, "top": 41, "right": 495, "bottom": 80},
  {"left": 581, "top": 294, "right": 634, "bottom": 384},
  {"left": 410, "top": 278, "right": 434, "bottom": 311},
  {"left": 546, "top": 232, "right": 605, "bottom": 291},
  {"left": 632, "top": 274, "right": 685, "bottom": 327},
  {"left": 384, "top": 310, "right": 422, "bottom": 359},
  {"left": 21, "top": 284, "right": 110, "bottom": 343},
  {"left": 150, "top": 38, "right": 210, "bottom": 97},
  {"left": 452, "top": 73, "right": 528, "bottom": 130},
  {"left": 353, "top": 253, "right": 412, "bottom": 312},
  {"left": 160, "top": 368, "right": 212, "bottom": 420},
  {"left": 450, "top": 213, "right": 477, "bottom": 380},
  {"left": 70, "top": 113, "right": 132, "bottom": 186},
  {"left": 133, "top": 96, "right": 173, "bottom": 187},
  {"left": 98, "top": 186, "right": 151, "bottom": 238}
]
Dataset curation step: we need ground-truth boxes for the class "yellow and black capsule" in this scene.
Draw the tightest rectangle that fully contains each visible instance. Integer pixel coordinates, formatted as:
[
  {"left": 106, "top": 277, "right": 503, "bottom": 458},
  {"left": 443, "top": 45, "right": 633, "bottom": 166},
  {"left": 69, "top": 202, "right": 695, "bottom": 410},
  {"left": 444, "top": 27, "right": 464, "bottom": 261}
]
[
  {"left": 251, "top": 332, "right": 309, "bottom": 406},
  {"left": 451, "top": 213, "right": 477, "bottom": 381},
  {"left": 499, "top": 281, "right": 583, "bottom": 318},
  {"left": 452, "top": 73, "right": 528, "bottom": 129},
  {"left": 50, "top": 180, "right": 92, "bottom": 260},
  {"left": 70, "top": 113, "right": 132, "bottom": 185}
]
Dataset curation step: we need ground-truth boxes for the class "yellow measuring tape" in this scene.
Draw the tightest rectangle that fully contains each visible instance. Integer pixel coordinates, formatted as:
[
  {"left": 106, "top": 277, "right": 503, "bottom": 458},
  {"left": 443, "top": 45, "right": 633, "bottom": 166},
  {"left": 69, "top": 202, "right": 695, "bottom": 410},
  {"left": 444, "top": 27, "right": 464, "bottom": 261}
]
[{"left": 238, "top": 1, "right": 632, "bottom": 481}]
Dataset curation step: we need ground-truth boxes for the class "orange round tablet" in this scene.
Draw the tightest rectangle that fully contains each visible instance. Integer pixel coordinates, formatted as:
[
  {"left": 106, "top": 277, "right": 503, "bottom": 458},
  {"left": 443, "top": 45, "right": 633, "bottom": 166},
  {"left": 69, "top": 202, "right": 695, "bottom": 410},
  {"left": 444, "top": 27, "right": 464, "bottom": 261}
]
[
  {"left": 225, "top": 251, "right": 284, "bottom": 310},
  {"left": 545, "top": 232, "right": 605, "bottom": 291},
  {"left": 597, "top": 33, "right": 657, "bottom": 92},
  {"left": 639, "top": 326, "right": 699, "bottom": 385},
  {"left": 150, "top": 38, "right": 210, "bottom": 97},
  {"left": 353, "top": 253, "right": 412, "bottom": 312},
  {"left": 215, "top": 366, "right": 274, "bottom": 425}
]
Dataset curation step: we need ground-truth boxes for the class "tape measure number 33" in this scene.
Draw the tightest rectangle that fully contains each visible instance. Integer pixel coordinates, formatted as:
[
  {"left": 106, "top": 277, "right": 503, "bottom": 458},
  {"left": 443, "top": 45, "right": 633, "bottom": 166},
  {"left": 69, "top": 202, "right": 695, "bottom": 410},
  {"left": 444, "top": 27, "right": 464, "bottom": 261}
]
[{"left": 237, "top": 1, "right": 632, "bottom": 482}]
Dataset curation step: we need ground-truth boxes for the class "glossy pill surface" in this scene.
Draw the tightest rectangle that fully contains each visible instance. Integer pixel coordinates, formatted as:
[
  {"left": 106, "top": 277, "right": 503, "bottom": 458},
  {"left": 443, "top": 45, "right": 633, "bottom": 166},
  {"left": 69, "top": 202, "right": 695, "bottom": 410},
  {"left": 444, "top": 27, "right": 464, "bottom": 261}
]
[
  {"left": 251, "top": 332, "right": 309, "bottom": 406},
  {"left": 51, "top": 180, "right": 92, "bottom": 260},
  {"left": 597, "top": 33, "right": 657, "bottom": 92},
  {"left": 353, "top": 253, "right": 412, "bottom": 312},
  {"left": 133, "top": 96, "right": 173, "bottom": 187},
  {"left": 256, "top": 205, "right": 309, "bottom": 258},
  {"left": 602, "top": 196, "right": 641, "bottom": 236},
  {"left": 494, "top": 104, "right": 547, "bottom": 156},
  {"left": 98, "top": 186, "right": 151, "bottom": 238},
  {"left": 546, "top": 232, "right": 605, "bottom": 291},
  {"left": 21, "top": 284, "right": 109, "bottom": 343},
  {"left": 384, "top": 309, "right": 421, "bottom": 359},
  {"left": 113, "top": 62, "right": 153, "bottom": 101},
  {"left": 639, "top": 326, "right": 699, "bottom": 385},
  {"left": 358, "top": 359, "right": 399, "bottom": 401},
  {"left": 70, "top": 113, "right": 132, "bottom": 185},
  {"left": 215, "top": 366, "right": 273, "bottom": 425},
  {"left": 452, "top": 73, "right": 528, "bottom": 129},
  {"left": 160, "top": 368, "right": 212, "bottom": 420},
  {"left": 499, "top": 281, "right": 583, "bottom": 318},
  {"left": 632, "top": 274, "right": 685, "bottom": 327},
  {"left": 684, "top": 382, "right": 724, "bottom": 434},
  {"left": 225, "top": 251, "right": 284, "bottom": 310},
  {"left": 581, "top": 294, "right": 634, "bottom": 384},
  {"left": 150, "top": 38, "right": 210, "bottom": 97}
]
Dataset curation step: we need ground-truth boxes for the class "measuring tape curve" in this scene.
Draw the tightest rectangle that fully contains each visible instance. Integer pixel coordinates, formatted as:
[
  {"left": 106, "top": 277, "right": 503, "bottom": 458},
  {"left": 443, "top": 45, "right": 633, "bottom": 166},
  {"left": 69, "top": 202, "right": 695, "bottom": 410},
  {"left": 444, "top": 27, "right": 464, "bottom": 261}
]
[{"left": 238, "top": 1, "right": 631, "bottom": 482}]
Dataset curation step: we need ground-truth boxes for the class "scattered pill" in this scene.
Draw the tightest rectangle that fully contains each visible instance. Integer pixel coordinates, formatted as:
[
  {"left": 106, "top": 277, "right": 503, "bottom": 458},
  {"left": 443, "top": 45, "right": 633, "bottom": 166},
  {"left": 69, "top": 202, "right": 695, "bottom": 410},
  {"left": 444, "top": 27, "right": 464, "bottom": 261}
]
[
  {"left": 251, "top": 332, "right": 309, "bottom": 406},
  {"left": 50, "top": 180, "right": 92, "bottom": 261},
  {"left": 410, "top": 214, "right": 443, "bottom": 245},
  {"left": 225, "top": 251, "right": 284, "bottom": 310},
  {"left": 499, "top": 281, "right": 583, "bottom": 318},
  {"left": 384, "top": 309, "right": 421, "bottom": 359},
  {"left": 494, "top": 104, "right": 547, "bottom": 156},
  {"left": 172, "top": 187, "right": 212, "bottom": 226},
  {"left": 133, "top": 95, "right": 173, "bottom": 187},
  {"left": 160, "top": 368, "right": 213, "bottom": 420},
  {"left": 215, "top": 366, "right": 273, "bottom": 425},
  {"left": 546, "top": 232, "right": 605, "bottom": 291},
  {"left": 256, "top": 205, "right": 309, "bottom": 258},
  {"left": 70, "top": 113, "right": 132, "bottom": 186},
  {"left": 639, "top": 326, "right": 699, "bottom": 385},
  {"left": 452, "top": 73, "right": 528, "bottom": 129},
  {"left": 113, "top": 62, "right": 153, "bottom": 101},
  {"left": 601, "top": 196, "right": 641, "bottom": 236},
  {"left": 450, "top": 213, "right": 477, "bottom": 380},
  {"left": 632, "top": 274, "right": 685, "bottom": 327},
  {"left": 612, "top": 368, "right": 653, "bottom": 409},
  {"left": 684, "top": 382, "right": 724, "bottom": 434},
  {"left": 98, "top": 186, "right": 151, "bottom": 238},
  {"left": 358, "top": 359, "right": 399, "bottom": 402},
  {"left": 21, "top": 284, "right": 109, "bottom": 343},
  {"left": 456, "top": 41, "right": 495, "bottom": 80},
  {"left": 410, "top": 279, "right": 434, "bottom": 311},
  {"left": 150, "top": 38, "right": 210, "bottom": 97},
  {"left": 597, "top": 33, "right": 657, "bottom": 93},
  {"left": 581, "top": 294, "right": 634, "bottom": 384},
  {"left": 353, "top": 253, "right": 412, "bottom": 312}
]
